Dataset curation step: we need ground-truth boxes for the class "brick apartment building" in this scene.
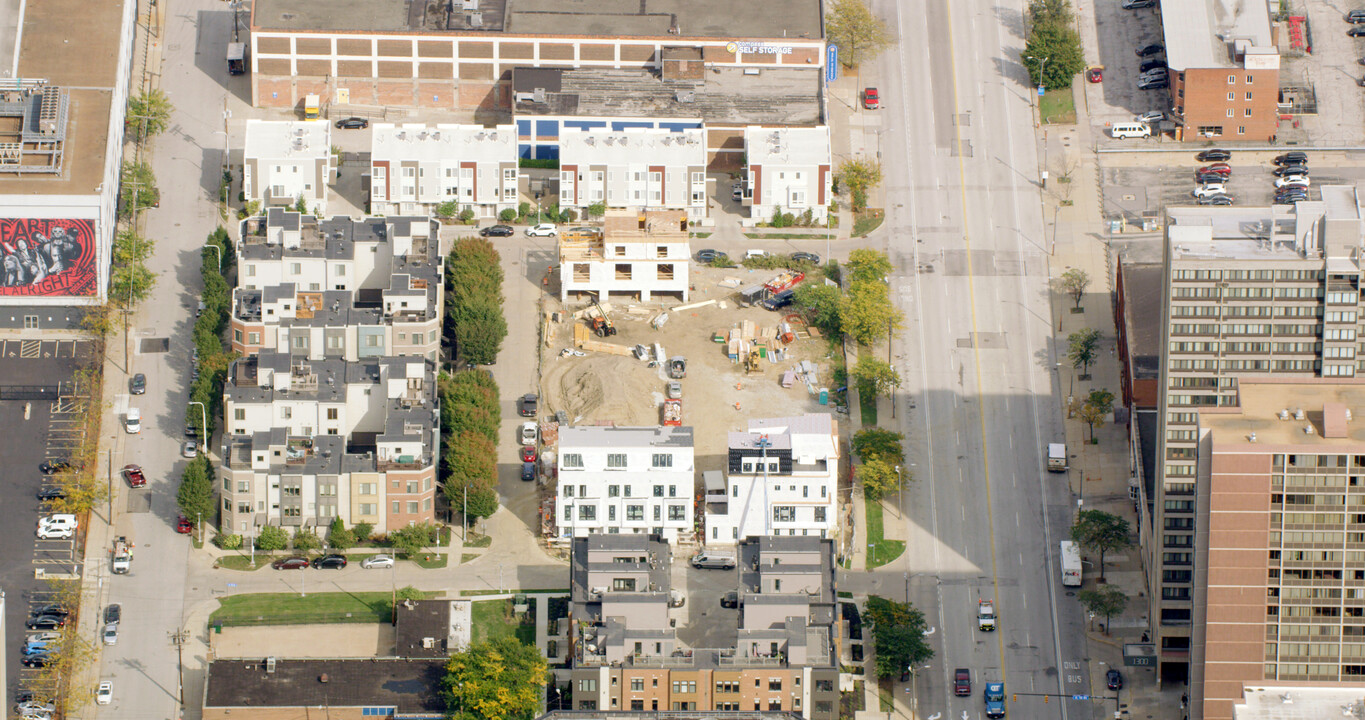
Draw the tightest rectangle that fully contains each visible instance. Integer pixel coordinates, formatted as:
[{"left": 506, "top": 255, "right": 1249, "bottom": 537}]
[{"left": 1160, "top": 0, "right": 1279, "bottom": 142}]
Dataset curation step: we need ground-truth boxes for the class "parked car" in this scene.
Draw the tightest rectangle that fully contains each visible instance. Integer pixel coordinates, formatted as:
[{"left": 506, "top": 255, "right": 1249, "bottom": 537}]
[
  {"left": 175, "top": 514, "right": 194, "bottom": 534},
  {"left": 1275, "top": 175, "right": 1310, "bottom": 188},
  {"left": 1196, "top": 149, "right": 1232, "bottom": 162},
  {"left": 518, "top": 393, "right": 538, "bottom": 417},
  {"left": 1137, "top": 110, "right": 1164, "bottom": 123},
  {"left": 1138, "top": 68, "right": 1168, "bottom": 81},
  {"left": 129, "top": 373, "right": 146, "bottom": 395},
  {"left": 16, "top": 702, "right": 53, "bottom": 715},
  {"left": 1349, "top": 26, "right": 1365, "bottom": 37},
  {"left": 721, "top": 591, "right": 739, "bottom": 608},
  {"left": 760, "top": 289, "right": 795, "bottom": 311},
  {"left": 1106, "top": 668, "right": 1124, "bottom": 690},
  {"left": 1198, "top": 163, "right": 1232, "bottom": 176},
  {"left": 1273, "top": 165, "right": 1309, "bottom": 177},
  {"left": 744, "top": 249, "right": 768, "bottom": 260},
  {"left": 1136, "top": 43, "right": 1164, "bottom": 57},
  {"left": 96, "top": 682, "right": 113, "bottom": 706},
  {"left": 312, "top": 554, "right": 348, "bottom": 570},
  {"left": 1139, "top": 59, "right": 1165, "bottom": 73},
  {"left": 31, "top": 604, "right": 68, "bottom": 618},
  {"left": 271, "top": 556, "right": 310, "bottom": 570},
  {"left": 695, "top": 249, "right": 727, "bottom": 263},
  {"left": 1195, "top": 173, "right": 1226, "bottom": 185},
  {"left": 1086, "top": 67, "right": 1103, "bottom": 83},
  {"left": 1193, "top": 183, "right": 1228, "bottom": 198},
  {"left": 334, "top": 117, "right": 369, "bottom": 129},
  {"left": 36, "top": 487, "right": 66, "bottom": 501},
  {"left": 122, "top": 464, "right": 146, "bottom": 488},
  {"left": 22, "top": 642, "right": 50, "bottom": 656},
  {"left": 25, "top": 616, "right": 64, "bottom": 630},
  {"left": 21, "top": 654, "right": 51, "bottom": 668},
  {"left": 790, "top": 251, "right": 821, "bottom": 264},
  {"left": 1137, "top": 78, "right": 1168, "bottom": 90},
  {"left": 519, "top": 421, "right": 538, "bottom": 446},
  {"left": 1274, "top": 151, "right": 1308, "bottom": 166},
  {"left": 667, "top": 380, "right": 682, "bottom": 399},
  {"left": 521, "top": 461, "right": 536, "bottom": 481},
  {"left": 104, "top": 604, "right": 121, "bottom": 625},
  {"left": 862, "top": 87, "right": 879, "bottom": 109},
  {"left": 478, "top": 224, "right": 514, "bottom": 237},
  {"left": 525, "top": 223, "right": 558, "bottom": 237},
  {"left": 690, "top": 553, "right": 736, "bottom": 569},
  {"left": 521, "top": 445, "right": 537, "bottom": 463},
  {"left": 38, "top": 524, "right": 72, "bottom": 540},
  {"left": 1122, "top": 0, "right": 1155, "bottom": 7},
  {"left": 1196, "top": 194, "right": 1235, "bottom": 206},
  {"left": 102, "top": 624, "right": 118, "bottom": 646},
  {"left": 361, "top": 554, "right": 394, "bottom": 569},
  {"left": 182, "top": 440, "right": 198, "bottom": 458},
  {"left": 1276, "top": 189, "right": 1310, "bottom": 203},
  {"left": 954, "top": 668, "right": 972, "bottom": 696},
  {"left": 39, "top": 460, "right": 71, "bottom": 475}
]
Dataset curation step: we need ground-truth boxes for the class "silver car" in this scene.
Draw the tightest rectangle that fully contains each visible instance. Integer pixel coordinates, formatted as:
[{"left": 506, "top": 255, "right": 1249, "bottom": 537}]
[
  {"left": 361, "top": 554, "right": 394, "bottom": 569},
  {"left": 102, "top": 623, "right": 118, "bottom": 645}
]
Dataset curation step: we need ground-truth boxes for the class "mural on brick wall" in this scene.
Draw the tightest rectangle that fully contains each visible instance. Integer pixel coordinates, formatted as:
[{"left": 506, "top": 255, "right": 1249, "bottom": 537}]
[{"left": 0, "top": 218, "right": 97, "bottom": 296}]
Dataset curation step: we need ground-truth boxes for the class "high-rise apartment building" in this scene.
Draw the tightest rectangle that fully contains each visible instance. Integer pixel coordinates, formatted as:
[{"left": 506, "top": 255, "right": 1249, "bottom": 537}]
[{"left": 1153, "top": 187, "right": 1365, "bottom": 686}]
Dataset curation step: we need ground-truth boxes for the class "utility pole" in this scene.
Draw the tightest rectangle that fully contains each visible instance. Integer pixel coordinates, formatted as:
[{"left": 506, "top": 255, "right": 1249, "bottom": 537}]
[{"left": 169, "top": 628, "right": 190, "bottom": 707}]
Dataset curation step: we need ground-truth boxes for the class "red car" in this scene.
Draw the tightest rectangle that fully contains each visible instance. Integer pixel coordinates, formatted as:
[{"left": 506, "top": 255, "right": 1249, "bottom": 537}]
[
  {"left": 521, "top": 445, "right": 537, "bottom": 463},
  {"left": 121, "top": 464, "right": 146, "bottom": 488},
  {"left": 175, "top": 515, "right": 194, "bottom": 534},
  {"left": 1198, "top": 163, "right": 1231, "bottom": 177},
  {"left": 1087, "top": 67, "right": 1103, "bottom": 83},
  {"left": 862, "top": 88, "right": 879, "bottom": 110},
  {"left": 954, "top": 668, "right": 972, "bottom": 696},
  {"left": 271, "top": 556, "right": 310, "bottom": 570}
]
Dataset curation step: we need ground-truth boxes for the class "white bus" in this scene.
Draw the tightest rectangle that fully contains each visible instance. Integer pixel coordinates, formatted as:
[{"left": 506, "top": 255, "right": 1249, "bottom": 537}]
[{"left": 1060, "top": 540, "right": 1083, "bottom": 587}]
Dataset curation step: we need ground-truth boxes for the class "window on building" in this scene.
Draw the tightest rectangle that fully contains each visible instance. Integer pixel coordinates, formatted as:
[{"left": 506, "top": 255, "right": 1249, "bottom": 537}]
[
  {"left": 608, "top": 485, "right": 619, "bottom": 497},
  {"left": 614, "top": 578, "right": 637, "bottom": 591},
  {"left": 1226, "top": 109, "right": 1234, "bottom": 118},
  {"left": 607, "top": 454, "right": 626, "bottom": 468},
  {"left": 653, "top": 485, "right": 664, "bottom": 497},
  {"left": 669, "top": 505, "right": 686, "bottom": 521},
  {"left": 773, "top": 506, "right": 796, "bottom": 522},
  {"left": 815, "top": 506, "right": 827, "bottom": 522},
  {"left": 357, "top": 483, "right": 376, "bottom": 495},
  {"left": 563, "top": 454, "right": 583, "bottom": 469},
  {"left": 626, "top": 505, "right": 644, "bottom": 521},
  {"left": 563, "top": 485, "right": 575, "bottom": 497},
  {"left": 1228, "top": 74, "right": 1236, "bottom": 84},
  {"left": 1227, "top": 92, "right": 1234, "bottom": 101},
  {"left": 1238, "top": 126, "right": 1246, "bottom": 135},
  {"left": 578, "top": 505, "right": 596, "bottom": 521}
]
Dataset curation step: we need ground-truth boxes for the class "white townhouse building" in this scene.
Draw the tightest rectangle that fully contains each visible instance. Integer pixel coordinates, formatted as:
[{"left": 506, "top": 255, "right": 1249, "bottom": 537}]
[
  {"left": 243, "top": 120, "right": 333, "bottom": 216},
  {"left": 559, "top": 127, "right": 708, "bottom": 221},
  {"left": 742, "top": 126, "right": 832, "bottom": 224},
  {"left": 369, "top": 123, "right": 519, "bottom": 218},
  {"left": 703, "top": 414, "right": 840, "bottom": 545},
  {"left": 558, "top": 209, "right": 690, "bottom": 303},
  {"left": 555, "top": 425, "right": 695, "bottom": 543}
]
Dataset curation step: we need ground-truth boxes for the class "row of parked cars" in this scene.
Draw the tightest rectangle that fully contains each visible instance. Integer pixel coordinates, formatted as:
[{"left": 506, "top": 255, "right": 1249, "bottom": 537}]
[{"left": 271, "top": 553, "right": 396, "bottom": 570}]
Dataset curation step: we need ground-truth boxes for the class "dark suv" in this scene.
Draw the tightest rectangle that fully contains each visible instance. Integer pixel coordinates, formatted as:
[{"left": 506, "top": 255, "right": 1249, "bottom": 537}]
[
  {"left": 312, "top": 554, "right": 348, "bottom": 570},
  {"left": 954, "top": 668, "right": 971, "bottom": 696},
  {"left": 518, "top": 393, "right": 538, "bottom": 417}
]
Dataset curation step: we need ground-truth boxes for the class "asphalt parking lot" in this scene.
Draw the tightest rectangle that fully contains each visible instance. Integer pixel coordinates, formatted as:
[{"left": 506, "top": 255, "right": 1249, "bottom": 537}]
[
  {"left": 0, "top": 339, "right": 93, "bottom": 701},
  {"left": 672, "top": 560, "right": 741, "bottom": 650},
  {"left": 1285, "top": 1, "right": 1365, "bottom": 146},
  {"left": 1086, "top": 1, "right": 1168, "bottom": 127}
]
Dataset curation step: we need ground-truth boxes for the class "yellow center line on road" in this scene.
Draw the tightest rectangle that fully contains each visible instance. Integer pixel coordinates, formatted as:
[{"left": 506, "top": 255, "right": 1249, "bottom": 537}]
[{"left": 942, "top": 0, "right": 1011, "bottom": 695}]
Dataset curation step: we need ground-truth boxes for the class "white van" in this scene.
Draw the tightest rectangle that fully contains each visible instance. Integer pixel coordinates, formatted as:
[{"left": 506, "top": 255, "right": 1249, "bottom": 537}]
[
  {"left": 124, "top": 408, "right": 141, "bottom": 434},
  {"left": 1111, "top": 123, "right": 1152, "bottom": 139}
]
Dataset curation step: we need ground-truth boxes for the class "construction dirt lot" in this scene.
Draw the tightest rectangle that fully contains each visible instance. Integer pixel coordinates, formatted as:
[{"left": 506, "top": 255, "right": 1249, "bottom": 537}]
[{"left": 538, "top": 264, "right": 849, "bottom": 469}]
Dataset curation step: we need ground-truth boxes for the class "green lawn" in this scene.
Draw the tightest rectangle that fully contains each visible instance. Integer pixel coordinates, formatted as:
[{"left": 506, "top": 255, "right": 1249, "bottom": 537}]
[
  {"left": 859, "top": 387, "right": 878, "bottom": 426},
  {"left": 461, "top": 553, "right": 481, "bottom": 564},
  {"left": 464, "top": 534, "right": 492, "bottom": 549},
  {"left": 865, "top": 499, "right": 906, "bottom": 570},
  {"left": 471, "top": 598, "right": 536, "bottom": 646},
  {"left": 852, "top": 210, "right": 885, "bottom": 238},
  {"left": 210, "top": 591, "right": 431, "bottom": 626},
  {"left": 1040, "top": 88, "right": 1077, "bottom": 125},
  {"left": 743, "top": 233, "right": 835, "bottom": 240},
  {"left": 412, "top": 553, "right": 448, "bottom": 569},
  {"left": 216, "top": 555, "right": 271, "bottom": 571}
]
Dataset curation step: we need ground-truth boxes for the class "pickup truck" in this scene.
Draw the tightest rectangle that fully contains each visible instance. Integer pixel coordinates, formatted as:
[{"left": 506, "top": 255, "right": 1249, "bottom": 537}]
[
  {"left": 954, "top": 668, "right": 972, "bottom": 696},
  {"left": 978, "top": 599, "right": 996, "bottom": 631},
  {"left": 112, "top": 536, "right": 132, "bottom": 574}
]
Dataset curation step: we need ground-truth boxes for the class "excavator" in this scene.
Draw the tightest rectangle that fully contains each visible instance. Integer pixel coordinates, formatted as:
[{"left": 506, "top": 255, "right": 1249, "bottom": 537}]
[
  {"left": 743, "top": 348, "right": 762, "bottom": 374},
  {"left": 589, "top": 298, "right": 617, "bottom": 337}
]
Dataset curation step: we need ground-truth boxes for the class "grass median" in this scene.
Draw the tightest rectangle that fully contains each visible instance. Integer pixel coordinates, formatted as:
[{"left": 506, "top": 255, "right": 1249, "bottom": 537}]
[{"left": 865, "top": 499, "right": 905, "bottom": 570}]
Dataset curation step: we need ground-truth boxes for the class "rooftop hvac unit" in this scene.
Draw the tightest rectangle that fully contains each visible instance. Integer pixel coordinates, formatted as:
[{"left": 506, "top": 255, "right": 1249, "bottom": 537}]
[
  {"left": 265, "top": 657, "right": 277, "bottom": 673},
  {"left": 585, "top": 137, "right": 596, "bottom": 146},
  {"left": 675, "top": 91, "right": 695, "bottom": 103},
  {"left": 422, "top": 637, "right": 437, "bottom": 648},
  {"left": 460, "top": 0, "right": 477, "bottom": 10},
  {"left": 468, "top": 12, "right": 483, "bottom": 27}
]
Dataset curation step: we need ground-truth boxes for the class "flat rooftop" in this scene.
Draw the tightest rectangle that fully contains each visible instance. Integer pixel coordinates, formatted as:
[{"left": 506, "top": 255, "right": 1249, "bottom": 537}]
[
  {"left": 1166, "top": 199, "right": 1344, "bottom": 263},
  {"left": 244, "top": 119, "right": 330, "bottom": 161},
  {"left": 560, "top": 425, "right": 694, "bottom": 449},
  {"left": 561, "top": 127, "right": 704, "bottom": 167},
  {"left": 371, "top": 123, "right": 517, "bottom": 163},
  {"left": 0, "top": 0, "right": 125, "bottom": 195},
  {"left": 1204, "top": 378, "right": 1365, "bottom": 448},
  {"left": 1161, "top": 0, "right": 1272, "bottom": 71},
  {"left": 514, "top": 68, "right": 821, "bottom": 127},
  {"left": 252, "top": 0, "right": 821, "bottom": 39},
  {"left": 744, "top": 126, "right": 830, "bottom": 167},
  {"left": 1234, "top": 686, "right": 1365, "bottom": 720},
  {"left": 204, "top": 658, "right": 446, "bottom": 712}
]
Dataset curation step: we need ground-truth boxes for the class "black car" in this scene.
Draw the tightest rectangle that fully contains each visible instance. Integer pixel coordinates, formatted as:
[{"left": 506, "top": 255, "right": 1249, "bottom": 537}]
[
  {"left": 1122, "top": 0, "right": 1155, "bottom": 8},
  {"left": 1106, "top": 668, "right": 1124, "bottom": 690},
  {"left": 334, "top": 117, "right": 369, "bottom": 129},
  {"left": 271, "top": 556, "right": 310, "bottom": 570},
  {"left": 25, "top": 616, "right": 64, "bottom": 631},
  {"left": 790, "top": 252, "right": 821, "bottom": 264},
  {"left": 30, "top": 605, "right": 68, "bottom": 618},
  {"left": 760, "top": 289, "right": 795, "bottom": 311},
  {"left": 1196, "top": 194, "right": 1234, "bottom": 206},
  {"left": 1274, "top": 151, "right": 1308, "bottom": 166},
  {"left": 1275, "top": 194, "right": 1309, "bottom": 205},
  {"left": 518, "top": 393, "right": 538, "bottom": 417},
  {"left": 696, "top": 249, "right": 727, "bottom": 263},
  {"left": 1194, "top": 173, "right": 1225, "bottom": 185},
  {"left": 104, "top": 604, "right": 121, "bottom": 625},
  {"left": 36, "top": 487, "right": 65, "bottom": 501},
  {"left": 1273, "top": 165, "right": 1309, "bottom": 177},
  {"left": 1136, "top": 43, "right": 1164, "bottom": 57},
  {"left": 20, "top": 654, "right": 50, "bottom": 668},
  {"left": 129, "top": 373, "right": 146, "bottom": 395},
  {"left": 1351, "top": 26, "right": 1365, "bottom": 37},
  {"left": 521, "top": 461, "right": 536, "bottom": 481},
  {"left": 479, "top": 224, "right": 514, "bottom": 237},
  {"left": 38, "top": 460, "right": 70, "bottom": 475},
  {"left": 312, "top": 554, "right": 348, "bottom": 570},
  {"left": 1196, "top": 149, "right": 1232, "bottom": 162},
  {"left": 721, "top": 591, "right": 739, "bottom": 608},
  {"left": 1139, "top": 60, "right": 1166, "bottom": 73}
]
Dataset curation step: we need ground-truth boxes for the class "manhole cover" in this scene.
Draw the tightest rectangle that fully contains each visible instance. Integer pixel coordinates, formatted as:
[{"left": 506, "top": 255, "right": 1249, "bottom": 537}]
[{"left": 140, "top": 338, "right": 170, "bottom": 353}]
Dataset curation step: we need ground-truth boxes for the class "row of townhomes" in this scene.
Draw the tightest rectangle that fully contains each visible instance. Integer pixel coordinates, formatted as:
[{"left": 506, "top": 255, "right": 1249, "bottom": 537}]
[
  {"left": 218, "top": 207, "right": 443, "bottom": 537},
  {"left": 242, "top": 119, "right": 832, "bottom": 224},
  {"left": 554, "top": 414, "right": 840, "bottom": 546}
]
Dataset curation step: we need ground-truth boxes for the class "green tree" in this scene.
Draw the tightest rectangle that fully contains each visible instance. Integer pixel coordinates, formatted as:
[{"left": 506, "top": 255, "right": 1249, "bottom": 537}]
[
  {"left": 1070, "top": 509, "right": 1131, "bottom": 582},
  {"left": 118, "top": 161, "right": 159, "bottom": 219},
  {"left": 464, "top": 486, "right": 500, "bottom": 520},
  {"left": 326, "top": 517, "right": 356, "bottom": 550},
  {"left": 435, "top": 200, "right": 459, "bottom": 219},
  {"left": 48, "top": 466, "right": 109, "bottom": 515},
  {"left": 1060, "top": 268, "right": 1091, "bottom": 310},
  {"left": 452, "top": 300, "right": 508, "bottom": 365},
  {"left": 499, "top": 208, "right": 518, "bottom": 223},
  {"left": 853, "top": 428, "right": 904, "bottom": 463},
  {"left": 1068, "top": 327, "right": 1100, "bottom": 377},
  {"left": 586, "top": 202, "right": 606, "bottom": 219},
  {"left": 255, "top": 525, "right": 289, "bottom": 551},
  {"left": 1076, "top": 388, "right": 1115, "bottom": 442},
  {"left": 293, "top": 195, "right": 308, "bottom": 214},
  {"left": 292, "top": 527, "right": 322, "bottom": 552},
  {"left": 841, "top": 280, "right": 903, "bottom": 346},
  {"left": 445, "top": 431, "right": 498, "bottom": 499},
  {"left": 863, "top": 596, "right": 934, "bottom": 679},
  {"left": 441, "top": 637, "right": 548, "bottom": 720},
  {"left": 846, "top": 249, "right": 893, "bottom": 285},
  {"left": 852, "top": 355, "right": 901, "bottom": 399},
  {"left": 176, "top": 456, "right": 216, "bottom": 527},
  {"left": 389, "top": 522, "right": 437, "bottom": 558},
  {"left": 825, "top": 0, "right": 895, "bottom": 69},
  {"left": 793, "top": 283, "right": 844, "bottom": 337},
  {"left": 126, "top": 89, "right": 174, "bottom": 137},
  {"left": 838, "top": 158, "right": 884, "bottom": 212},
  {"left": 459, "top": 206, "right": 477, "bottom": 224},
  {"left": 1021, "top": 12, "right": 1086, "bottom": 90},
  {"left": 857, "top": 456, "right": 900, "bottom": 501},
  {"left": 1078, "top": 586, "right": 1129, "bottom": 635},
  {"left": 353, "top": 522, "right": 375, "bottom": 543}
]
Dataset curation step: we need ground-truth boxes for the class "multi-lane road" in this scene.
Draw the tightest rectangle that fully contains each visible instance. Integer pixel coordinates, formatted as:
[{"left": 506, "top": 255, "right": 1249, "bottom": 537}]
[{"left": 846, "top": 0, "right": 1091, "bottom": 718}]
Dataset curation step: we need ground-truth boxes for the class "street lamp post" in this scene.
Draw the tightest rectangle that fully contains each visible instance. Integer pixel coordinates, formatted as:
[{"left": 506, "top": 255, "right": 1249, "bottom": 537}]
[
  {"left": 189, "top": 400, "right": 208, "bottom": 453},
  {"left": 1027, "top": 56, "right": 1049, "bottom": 99},
  {"left": 204, "top": 243, "right": 222, "bottom": 270},
  {"left": 893, "top": 465, "right": 903, "bottom": 519}
]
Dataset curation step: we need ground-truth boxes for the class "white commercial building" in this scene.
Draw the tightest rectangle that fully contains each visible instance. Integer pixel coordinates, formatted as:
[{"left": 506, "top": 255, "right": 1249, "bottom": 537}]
[
  {"left": 558, "top": 209, "right": 690, "bottom": 303},
  {"left": 369, "top": 123, "right": 519, "bottom": 218},
  {"left": 555, "top": 425, "right": 696, "bottom": 543},
  {"left": 703, "top": 414, "right": 840, "bottom": 545},
  {"left": 242, "top": 119, "right": 333, "bottom": 216},
  {"left": 743, "top": 126, "right": 833, "bottom": 223},
  {"left": 559, "top": 127, "right": 708, "bottom": 220}
]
